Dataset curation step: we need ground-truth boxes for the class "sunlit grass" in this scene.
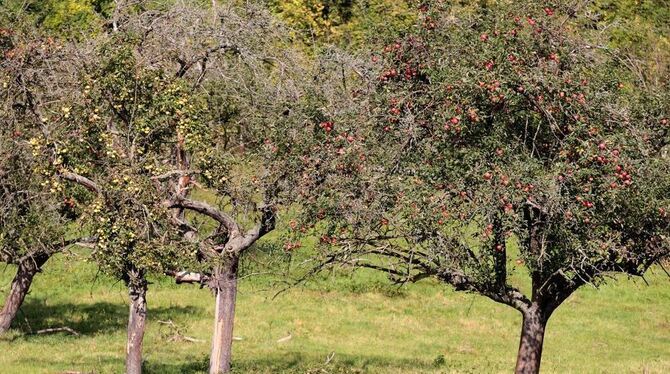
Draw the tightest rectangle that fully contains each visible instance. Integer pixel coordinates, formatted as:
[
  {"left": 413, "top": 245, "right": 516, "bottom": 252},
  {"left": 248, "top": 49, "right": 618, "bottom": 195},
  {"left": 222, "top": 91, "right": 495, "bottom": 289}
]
[{"left": 0, "top": 250, "right": 668, "bottom": 373}]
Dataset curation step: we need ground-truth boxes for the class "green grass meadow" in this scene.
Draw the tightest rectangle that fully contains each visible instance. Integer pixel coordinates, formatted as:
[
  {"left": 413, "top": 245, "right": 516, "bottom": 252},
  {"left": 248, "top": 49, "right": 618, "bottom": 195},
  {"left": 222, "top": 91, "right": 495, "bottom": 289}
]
[{"left": 1, "top": 249, "right": 669, "bottom": 374}]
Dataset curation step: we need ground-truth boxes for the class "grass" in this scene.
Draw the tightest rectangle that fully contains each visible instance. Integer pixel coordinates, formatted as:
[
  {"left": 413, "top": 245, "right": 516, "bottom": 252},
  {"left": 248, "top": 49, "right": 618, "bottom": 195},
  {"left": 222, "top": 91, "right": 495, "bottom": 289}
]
[{"left": 0, "top": 250, "right": 669, "bottom": 374}]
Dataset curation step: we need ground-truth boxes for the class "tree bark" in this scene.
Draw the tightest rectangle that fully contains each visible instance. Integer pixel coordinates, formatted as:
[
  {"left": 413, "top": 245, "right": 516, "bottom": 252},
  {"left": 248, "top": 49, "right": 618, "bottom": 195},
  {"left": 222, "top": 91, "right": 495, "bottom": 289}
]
[
  {"left": 515, "top": 306, "right": 547, "bottom": 374},
  {"left": 209, "top": 259, "right": 239, "bottom": 374},
  {"left": 126, "top": 279, "right": 148, "bottom": 374},
  {"left": 0, "top": 255, "right": 49, "bottom": 333}
]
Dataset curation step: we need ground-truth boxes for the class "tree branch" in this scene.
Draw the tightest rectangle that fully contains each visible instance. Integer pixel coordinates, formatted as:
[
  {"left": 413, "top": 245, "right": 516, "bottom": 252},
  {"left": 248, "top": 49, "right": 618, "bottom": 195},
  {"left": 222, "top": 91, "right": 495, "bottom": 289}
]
[
  {"left": 437, "top": 269, "right": 532, "bottom": 313},
  {"left": 59, "top": 171, "right": 101, "bottom": 194},
  {"left": 14, "top": 237, "right": 97, "bottom": 265},
  {"left": 240, "top": 203, "right": 276, "bottom": 246},
  {"left": 151, "top": 170, "right": 200, "bottom": 181},
  {"left": 166, "top": 198, "right": 239, "bottom": 234}
]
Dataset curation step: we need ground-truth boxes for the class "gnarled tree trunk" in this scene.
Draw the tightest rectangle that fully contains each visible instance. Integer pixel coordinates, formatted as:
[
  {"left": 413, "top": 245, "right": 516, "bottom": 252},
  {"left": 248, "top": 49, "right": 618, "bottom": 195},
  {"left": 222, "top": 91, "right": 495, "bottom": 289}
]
[
  {"left": 126, "top": 278, "right": 148, "bottom": 374},
  {"left": 515, "top": 306, "right": 548, "bottom": 374},
  {"left": 209, "top": 258, "right": 239, "bottom": 374},
  {"left": 0, "top": 254, "right": 49, "bottom": 333}
]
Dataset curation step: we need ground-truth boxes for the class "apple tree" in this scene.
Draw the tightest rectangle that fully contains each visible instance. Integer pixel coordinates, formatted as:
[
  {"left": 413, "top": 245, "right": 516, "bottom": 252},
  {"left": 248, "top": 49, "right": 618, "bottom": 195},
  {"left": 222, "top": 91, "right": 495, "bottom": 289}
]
[
  {"left": 290, "top": 2, "right": 670, "bottom": 373},
  {"left": 0, "top": 25, "right": 96, "bottom": 334},
  {"left": 33, "top": 2, "right": 344, "bottom": 373},
  {"left": 26, "top": 35, "right": 201, "bottom": 374}
]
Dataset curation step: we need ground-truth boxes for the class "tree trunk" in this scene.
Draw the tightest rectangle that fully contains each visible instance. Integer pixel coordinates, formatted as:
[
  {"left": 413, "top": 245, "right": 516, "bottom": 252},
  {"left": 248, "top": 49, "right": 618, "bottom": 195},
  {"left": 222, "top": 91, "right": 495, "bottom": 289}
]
[
  {"left": 0, "top": 256, "right": 48, "bottom": 333},
  {"left": 515, "top": 307, "right": 547, "bottom": 374},
  {"left": 126, "top": 280, "right": 148, "bottom": 374},
  {"left": 209, "top": 259, "right": 239, "bottom": 374}
]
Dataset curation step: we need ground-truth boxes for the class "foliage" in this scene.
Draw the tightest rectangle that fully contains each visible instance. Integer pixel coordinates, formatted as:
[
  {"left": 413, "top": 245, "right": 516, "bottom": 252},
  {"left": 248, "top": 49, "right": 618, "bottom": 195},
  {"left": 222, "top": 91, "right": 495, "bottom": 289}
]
[
  {"left": 0, "top": 0, "right": 111, "bottom": 38},
  {"left": 0, "top": 26, "right": 74, "bottom": 266},
  {"left": 66, "top": 41, "right": 200, "bottom": 282},
  {"left": 1, "top": 29, "right": 200, "bottom": 287},
  {"left": 0, "top": 107, "right": 67, "bottom": 266}
]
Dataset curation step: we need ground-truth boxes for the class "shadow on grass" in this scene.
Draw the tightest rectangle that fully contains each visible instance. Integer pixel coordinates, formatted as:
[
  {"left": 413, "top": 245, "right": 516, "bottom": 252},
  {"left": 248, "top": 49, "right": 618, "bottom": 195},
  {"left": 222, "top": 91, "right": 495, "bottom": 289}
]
[
  {"left": 145, "top": 351, "right": 439, "bottom": 374},
  {"left": 11, "top": 298, "right": 202, "bottom": 338},
  {"left": 144, "top": 355, "right": 209, "bottom": 374},
  {"left": 6, "top": 349, "right": 442, "bottom": 374}
]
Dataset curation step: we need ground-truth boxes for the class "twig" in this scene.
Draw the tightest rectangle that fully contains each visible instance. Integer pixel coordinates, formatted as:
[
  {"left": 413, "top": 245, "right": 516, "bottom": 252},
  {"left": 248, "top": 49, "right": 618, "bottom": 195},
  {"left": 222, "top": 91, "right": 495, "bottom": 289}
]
[
  {"left": 324, "top": 351, "right": 335, "bottom": 365},
  {"left": 276, "top": 332, "right": 292, "bottom": 343},
  {"left": 158, "top": 319, "right": 205, "bottom": 343}
]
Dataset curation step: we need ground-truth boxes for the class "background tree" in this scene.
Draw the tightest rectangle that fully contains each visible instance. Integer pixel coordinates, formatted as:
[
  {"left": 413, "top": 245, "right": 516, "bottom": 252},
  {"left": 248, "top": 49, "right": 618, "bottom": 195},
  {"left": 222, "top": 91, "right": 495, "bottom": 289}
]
[
  {"left": 0, "top": 23, "right": 92, "bottom": 334},
  {"left": 23, "top": 35, "right": 196, "bottom": 374},
  {"left": 138, "top": 5, "right": 344, "bottom": 371},
  {"left": 290, "top": 1, "right": 670, "bottom": 373},
  {"left": 0, "top": 92, "right": 71, "bottom": 334},
  {"left": 0, "top": 0, "right": 111, "bottom": 38},
  {"left": 269, "top": 0, "right": 416, "bottom": 48},
  {"left": 593, "top": 0, "right": 670, "bottom": 84}
]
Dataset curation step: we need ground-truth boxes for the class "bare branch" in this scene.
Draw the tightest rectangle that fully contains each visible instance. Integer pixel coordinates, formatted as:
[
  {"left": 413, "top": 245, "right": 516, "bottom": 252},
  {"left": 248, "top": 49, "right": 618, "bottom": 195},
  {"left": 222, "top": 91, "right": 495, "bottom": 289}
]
[
  {"left": 165, "top": 198, "right": 239, "bottom": 234},
  {"left": 176, "top": 43, "right": 240, "bottom": 78},
  {"left": 151, "top": 170, "right": 200, "bottom": 181}
]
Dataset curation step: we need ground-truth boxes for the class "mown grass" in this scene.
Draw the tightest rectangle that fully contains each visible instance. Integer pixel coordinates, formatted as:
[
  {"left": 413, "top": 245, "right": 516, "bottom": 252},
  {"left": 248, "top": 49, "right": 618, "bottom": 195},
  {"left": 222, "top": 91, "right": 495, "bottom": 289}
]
[{"left": 0, "top": 248, "right": 669, "bottom": 374}]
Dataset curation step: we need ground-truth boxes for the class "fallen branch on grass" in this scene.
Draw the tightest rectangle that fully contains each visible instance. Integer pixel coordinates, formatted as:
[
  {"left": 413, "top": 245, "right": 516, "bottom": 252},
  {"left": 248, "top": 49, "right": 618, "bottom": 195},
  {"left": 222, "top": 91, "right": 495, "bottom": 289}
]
[
  {"left": 36, "top": 327, "right": 80, "bottom": 336},
  {"left": 276, "top": 332, "right": 292, "bottom": 343},
  {"left": 158, "top": 320, "right": 204, "bottom": 343},
  {"left": 167, "top": 334, "right": 205, "bottom": 343}
]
